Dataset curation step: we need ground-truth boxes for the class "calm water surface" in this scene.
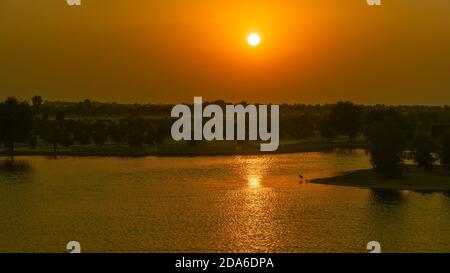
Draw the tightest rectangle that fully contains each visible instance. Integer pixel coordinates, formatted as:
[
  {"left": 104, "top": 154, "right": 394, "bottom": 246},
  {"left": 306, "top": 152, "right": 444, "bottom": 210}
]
[{"left": 1, "top": 150, "right": 450, "bottom": 252}]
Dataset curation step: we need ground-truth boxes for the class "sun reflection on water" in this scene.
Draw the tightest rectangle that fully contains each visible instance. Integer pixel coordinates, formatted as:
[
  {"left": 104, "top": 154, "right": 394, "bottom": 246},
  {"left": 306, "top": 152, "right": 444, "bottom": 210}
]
[
  {"left": 236, "top": 156, "right": 273, "bottom": 189},
  {"left": 247, "top": 174, "right": 261, "bottom": 189},
  {"left": 221, "top": 156, "right": 280, "bottom": 252}
]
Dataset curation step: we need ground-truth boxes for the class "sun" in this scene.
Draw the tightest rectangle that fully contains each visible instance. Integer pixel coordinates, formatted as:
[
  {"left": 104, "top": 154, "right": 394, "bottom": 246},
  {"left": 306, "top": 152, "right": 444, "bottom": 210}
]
[{"left": 247, "top": 33, "right": 261, "bottom": 47}]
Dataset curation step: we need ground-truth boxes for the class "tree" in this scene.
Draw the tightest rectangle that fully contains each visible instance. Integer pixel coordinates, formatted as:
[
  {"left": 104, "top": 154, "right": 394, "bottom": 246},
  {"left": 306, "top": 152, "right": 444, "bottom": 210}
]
[
  {"left": 329, "top": 101, "right": 362, "bottom": 149},
  {"left": 317, "top": 115, "right": 337, "bottom": 140},
  {"left": 153, "top": 120, "right": 170, "bottom": 145},
  {"left": 126, "top": 131, "right": 145, "bottom": 147},
  {"left": 55, "top": 111, "right": 73, "bottom": 148},
  {"left": 122, "top": 117, "right": 146, "bottom": 147},
  {"left": 74, "top": 128, "right": 91, "bottom": 146},
  {"left": 108, "top": 121, "right": 125, "bottom": 143},
  {"left": 439, "top": 130, "right": 450, "bottom": 170},
  {"left": 91, "top": 122, "right": 108, "bottom": 146},
  {"left": 412, "top": 133, "right": 437, "bottom": 171},
  {"left": 0, "top": 97, "right": 34, "bottom": 160},
  {"left": 32, "top": 96, "right": 43, "bottom": 111},
  {"left": 36, "top": 112, "right": 72, "bottom": 158},
  {"left": 289, "top": 114, "right": 315, "bottom": 139},
  {"left": 144, "top": 126, "right": 156, "bottom": 146},
  {"left": 365, "top": 109, "right": 411, "bottom": 178},
  {"left": 69, "top": 120, "right": 91, "bottom": 145}
]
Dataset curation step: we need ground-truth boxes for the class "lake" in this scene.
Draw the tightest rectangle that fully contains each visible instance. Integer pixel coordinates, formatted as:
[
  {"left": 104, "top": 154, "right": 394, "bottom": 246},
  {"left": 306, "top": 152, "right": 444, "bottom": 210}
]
[{"left": 1, "top": 150, "right": 450, "bottom": 252}]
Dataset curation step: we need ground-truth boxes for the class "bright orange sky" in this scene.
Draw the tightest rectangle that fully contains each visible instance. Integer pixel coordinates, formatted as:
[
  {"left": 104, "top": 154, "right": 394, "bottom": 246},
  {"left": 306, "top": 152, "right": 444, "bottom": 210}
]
[{"left": 1, "top": 0, "right": 450, "bottom": 104}]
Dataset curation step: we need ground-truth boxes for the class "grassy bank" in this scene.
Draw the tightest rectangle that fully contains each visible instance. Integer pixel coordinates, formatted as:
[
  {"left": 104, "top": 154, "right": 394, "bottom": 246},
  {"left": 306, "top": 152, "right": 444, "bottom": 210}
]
[
  {"left": 0, "top": 139, "right": 367, "bottom": 157},
  {"left": 312, "top": 166, "right": 450, "bottom": 191}
]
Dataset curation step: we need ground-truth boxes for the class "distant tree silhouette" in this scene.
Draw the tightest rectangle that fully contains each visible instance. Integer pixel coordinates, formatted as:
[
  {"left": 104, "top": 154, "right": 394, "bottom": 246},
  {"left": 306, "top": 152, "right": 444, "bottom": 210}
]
[
  {"left": 412, "top": 133, "right": 437, "bottom": 171},
  {"left": 144, "top": 126, "right": 156, "bottom": 145},
  {"left": 329, "top": 101, "right": 362, "bottom": 150},
  {"left": 127, "top": 131, "right": 145, "bottom": 147},
  {"left": 123, "top": 118, "right": 146, "bottom": 147},
  {"left": 317, "top": 115, "right": 337, "bottom": 140},
  {"left": 91, "top": 122, "right": 108, "bottom": 146},
  {"left": 36, "top": 111, "right": 72, "bottom": 158},
  {"left": 284, "top": 114, "right": 315, "bottom": 140},
  {"left": 68, "top": 120, "right": 91, "bottom": 145},
  {"left": 55, "top": 111, "right": 73, "bottom": 148},
  {"left": 83, "top": 99, "right": 92, "bottom": 110},
  {"left": 365, "top": 109, "right": 411, "bottom": 178},
  {"left": 0, "top": 97, "right": 34, "bottom": 160},
  {"left": 32, "top": 96, "right": 43, "bottom": 111},
  {"left": 7, "top": 96, "right": 450, "bottom": 159},
  {"left": 77, "top": 130, "right": 91, "bottom": 146},
  {"left": 108, "top": 121, "right": 125, "bottom": 143},
  {"left": 154, "top": 120, "right": 170, "bottom": 145},
  {"left": 439, "top": 130, "right": 450, "bottom": 170}
]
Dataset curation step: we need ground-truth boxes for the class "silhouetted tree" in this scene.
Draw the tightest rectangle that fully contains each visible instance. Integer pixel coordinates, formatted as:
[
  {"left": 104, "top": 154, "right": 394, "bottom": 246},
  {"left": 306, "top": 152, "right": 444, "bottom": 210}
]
[
  {"left": 56, "top": 111, "right": 72, "bottom": 148},
  {"left": 317, "top": 115, "right": 337, "bottom": 140},
  {"left": 153, "top": 120, "right": 170, "bottom": 145},
  {"left": 127, "top": 131, "right": 145, "bottom": 147},
  {"left": 83, "top": 99, "right": 92, "bottom": 109},
  {"left": 122, "top": 118, "right": 146, "bottom": 147},
  {"left": 68, "top": 120, "right": 91, "bottom": 145},
  {"left": 289, "top": 114, "right": 315, "bottom": 139},
  {"left": 75, "top": 128, "right": 91, "bottom": 146},
  {"left": 365, "top": 109, "right": 411, "bottom": 178},
  {"left": 36, "top": 111, "right": 72, "bottom": 158},
  {"left": 108, "top": 121, "right": 125, "bottom": 143},
  {"left": 0, "top": 97, "right": 34, "bottom": 160},
  {"left": 412, "top": 133, "right": 437, "bottom": 171},
  {"left": 144, "top": 126, "right": 156, "bottom": 145},
  {"left": 32, "top": 96, "right": 43, "bottom": 112},
  {"left": 329, "top": 101, "right": 362, "bottom": 149},
  {"left": 91, "top": 122, "right": 108, "bottom": 146}
]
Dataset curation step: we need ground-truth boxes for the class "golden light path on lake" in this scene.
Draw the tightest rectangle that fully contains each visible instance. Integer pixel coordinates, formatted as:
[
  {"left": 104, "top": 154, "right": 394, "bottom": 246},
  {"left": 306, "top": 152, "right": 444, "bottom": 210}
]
[{"left": 1, "top": 151, "right": 450, "bottom": 252}]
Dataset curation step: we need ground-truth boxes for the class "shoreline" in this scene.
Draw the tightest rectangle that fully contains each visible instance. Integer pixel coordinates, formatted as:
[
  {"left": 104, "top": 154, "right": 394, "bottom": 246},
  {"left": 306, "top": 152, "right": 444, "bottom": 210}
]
[
  {"left": 0, "top": 141, "right": 367, "bottom": 158},
  {"left": 311, "top": 166, "right": 450, "bottom": 191}
]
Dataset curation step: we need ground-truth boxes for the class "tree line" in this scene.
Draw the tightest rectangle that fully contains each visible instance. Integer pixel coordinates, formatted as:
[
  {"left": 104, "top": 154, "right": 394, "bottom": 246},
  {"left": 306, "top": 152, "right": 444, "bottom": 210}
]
[
  {"left": 1, "top": 96, "right": 450, "bottom": 178},
  {"left": 282, "top": 101, "right": 450, "bottom": 178},
  {"left": 0, "top": 97, "right": 171, "bottom": 158}
]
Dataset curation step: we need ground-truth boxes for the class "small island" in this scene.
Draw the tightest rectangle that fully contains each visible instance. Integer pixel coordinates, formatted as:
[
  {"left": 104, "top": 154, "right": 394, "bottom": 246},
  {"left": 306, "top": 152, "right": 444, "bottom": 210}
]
[{"left": 312, "top": 166, "right": 450, "bottom": 191}]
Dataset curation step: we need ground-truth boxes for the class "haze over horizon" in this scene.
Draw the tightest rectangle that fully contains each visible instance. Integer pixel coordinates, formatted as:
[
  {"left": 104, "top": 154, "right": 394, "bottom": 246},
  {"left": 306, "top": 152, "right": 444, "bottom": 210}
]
[{"left": 1, "top": 0, "right": 450, "bottom": 105}]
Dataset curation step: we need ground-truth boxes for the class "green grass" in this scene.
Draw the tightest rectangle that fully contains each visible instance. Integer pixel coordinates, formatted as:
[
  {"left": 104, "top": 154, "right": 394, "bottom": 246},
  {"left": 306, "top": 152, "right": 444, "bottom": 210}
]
[{"left": 312, "top": 166, "right": 450, "bottom": 191}]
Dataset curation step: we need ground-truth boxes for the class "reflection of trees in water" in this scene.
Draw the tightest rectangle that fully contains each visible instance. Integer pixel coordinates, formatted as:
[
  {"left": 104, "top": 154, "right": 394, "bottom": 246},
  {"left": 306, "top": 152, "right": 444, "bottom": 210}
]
[
  {"left": 370, "top": 189, "right": 403, "bottom": 204},
  {"left": 413, "top": 190, "right": 435, "bottom": 196},
  {"left": 331, "top": 149, "right": 352, "bottom": 155},
  {"left": 373, "top": 189, "right": 450, "bottom": 202},
  {"left": 0, "top": 159, "right": 32, "bottom": 175}
]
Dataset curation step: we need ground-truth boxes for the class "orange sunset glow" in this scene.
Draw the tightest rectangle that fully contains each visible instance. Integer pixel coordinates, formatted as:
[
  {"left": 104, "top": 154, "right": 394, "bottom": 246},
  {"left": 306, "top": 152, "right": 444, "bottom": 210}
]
[
  {"left": 1, "top": 0, "right": 450, "bottom": 104},
  {"left": 2, "top": 0, "right": 450, "bottom": 256}
]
